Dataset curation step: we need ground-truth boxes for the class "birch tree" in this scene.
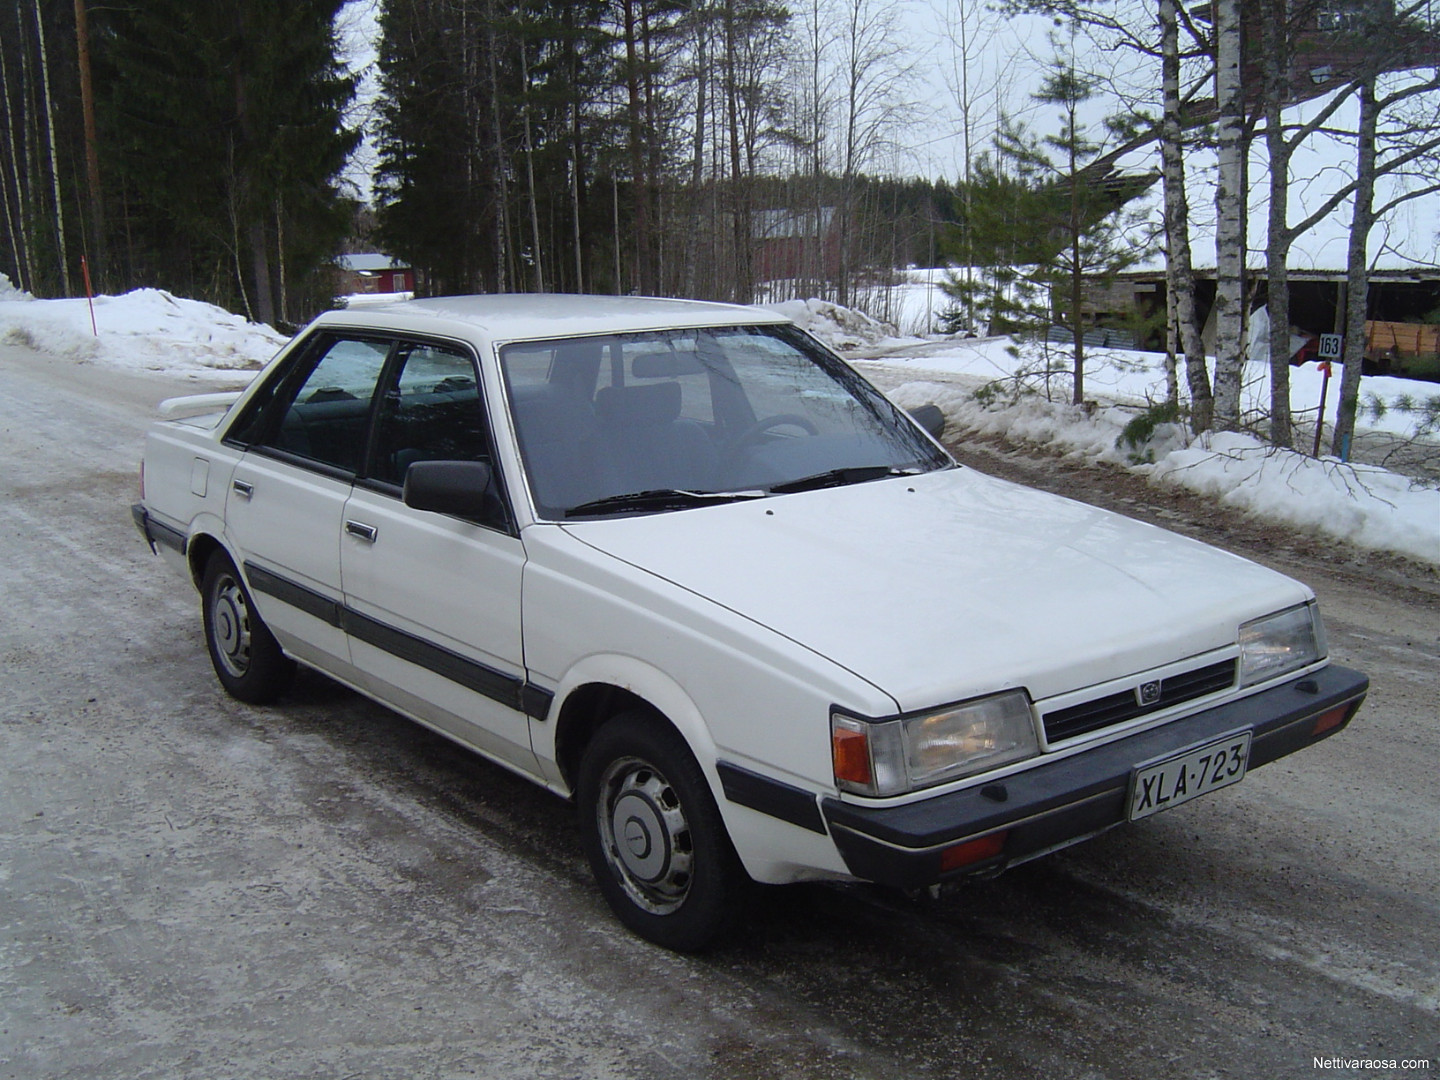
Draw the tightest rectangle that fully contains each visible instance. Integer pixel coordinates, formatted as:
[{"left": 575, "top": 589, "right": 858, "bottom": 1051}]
[
  {"left": 1159, "top": 0, "right": 1212, "bottom": 431},
  {"left": 1211, "top": 0, "right": 1246, "bottom": 430},
  {"left": 1332, "top": 68, "right": 1440, "bottom": 456}
]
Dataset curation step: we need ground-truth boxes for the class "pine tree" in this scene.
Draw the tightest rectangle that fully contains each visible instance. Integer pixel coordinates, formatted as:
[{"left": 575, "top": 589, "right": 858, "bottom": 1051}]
[{"left": 942, "top": 50, "right": 1157, "bottom": 405}]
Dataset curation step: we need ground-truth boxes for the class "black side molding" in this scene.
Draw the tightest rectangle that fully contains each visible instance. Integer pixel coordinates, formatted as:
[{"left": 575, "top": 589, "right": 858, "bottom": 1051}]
[
  {"left": 241, "top": 559, "right": 552, "bottom": 720},
  {"left": 244, "top": 562, "right": 342, "bottom": 627},
  {"left": 717, "top": 762, "right": 827, "bottom": 835}
]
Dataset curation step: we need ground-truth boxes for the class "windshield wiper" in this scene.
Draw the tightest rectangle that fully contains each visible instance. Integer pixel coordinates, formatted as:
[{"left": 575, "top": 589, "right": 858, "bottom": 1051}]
[
  {"left": 767, "top": 465, "right": 917, "bottom": 495},
  {"left": 565, "top": 488, "right": 767, "bottom": 518}
]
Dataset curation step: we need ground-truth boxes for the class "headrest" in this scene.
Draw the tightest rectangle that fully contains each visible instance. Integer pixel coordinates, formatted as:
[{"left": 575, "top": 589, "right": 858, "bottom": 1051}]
[
  {"left": 632, "top": 350, "right": 706, "bottom": 377},
  {"left": 595, "top": 381, "right": 682, "bottom": 427}
]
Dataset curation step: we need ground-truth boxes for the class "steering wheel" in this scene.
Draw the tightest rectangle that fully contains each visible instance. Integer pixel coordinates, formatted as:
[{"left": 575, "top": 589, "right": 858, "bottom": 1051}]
[{"left": 725, "top": 413, "right": 820, "bottom": 460}]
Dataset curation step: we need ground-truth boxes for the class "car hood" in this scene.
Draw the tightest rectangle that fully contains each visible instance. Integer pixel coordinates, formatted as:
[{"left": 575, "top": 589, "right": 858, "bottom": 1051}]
[{"left": 559, "top": 467, "right": 1311, "bottom": 712}]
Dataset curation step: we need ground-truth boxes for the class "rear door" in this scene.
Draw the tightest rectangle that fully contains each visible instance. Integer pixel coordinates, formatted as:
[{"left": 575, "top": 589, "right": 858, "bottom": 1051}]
[
  {"left": 224, "top": 333, "right": 392, "bottom": 670},
  {"left": 338, "top": 339, "right": 537, "bottom": 773}
]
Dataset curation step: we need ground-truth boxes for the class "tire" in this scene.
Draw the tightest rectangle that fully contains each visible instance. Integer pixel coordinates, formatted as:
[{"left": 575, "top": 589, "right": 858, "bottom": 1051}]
[
  {"left": 577, "top": 712, "right": 751, "bottom": 951},
  {"left": 201, "top": 552, "right": 295, "bottom": 704}
]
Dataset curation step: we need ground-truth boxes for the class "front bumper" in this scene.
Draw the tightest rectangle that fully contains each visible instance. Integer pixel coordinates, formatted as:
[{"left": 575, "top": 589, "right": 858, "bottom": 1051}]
[{"left": 821, "top": 663, "right": 1368, "bottom": 890}]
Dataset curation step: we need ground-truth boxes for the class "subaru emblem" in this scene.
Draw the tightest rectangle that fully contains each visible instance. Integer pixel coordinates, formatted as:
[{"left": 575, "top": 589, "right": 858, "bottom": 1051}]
[{"left": 1137, "top": 680, "right": 1162, "bottom": 706}]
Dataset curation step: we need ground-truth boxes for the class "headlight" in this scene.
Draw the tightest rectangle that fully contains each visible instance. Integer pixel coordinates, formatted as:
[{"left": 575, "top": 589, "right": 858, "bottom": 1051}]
[
  {"left": 1238, "top": 602, "right": 1326, "bottom": 687},
  {"left": 832, "top": 690, "right": 1039, "bottom": 796}
]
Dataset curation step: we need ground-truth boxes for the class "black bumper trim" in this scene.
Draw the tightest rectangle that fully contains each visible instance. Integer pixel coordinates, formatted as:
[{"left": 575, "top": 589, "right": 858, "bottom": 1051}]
[
  {"left": 717, "top": 762, "right": 827, "bottom": 835},
  {"left": 821, "top": 663, "right": 1368, "bottom": 891},
  {"left": 131, "top": 503, "right": 186, "bottom": 555}
]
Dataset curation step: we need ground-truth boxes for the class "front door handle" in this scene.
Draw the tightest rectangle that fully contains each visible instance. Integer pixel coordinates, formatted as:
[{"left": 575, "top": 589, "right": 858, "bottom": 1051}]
[{"left": 344, "top": 520, "right": 378, "bottom": 543}]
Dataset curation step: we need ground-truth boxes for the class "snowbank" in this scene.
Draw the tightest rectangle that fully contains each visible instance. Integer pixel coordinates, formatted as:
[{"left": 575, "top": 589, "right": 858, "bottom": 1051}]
[
  {"left": 1151, "top": 432, "right": 1440, "bottom": 564},
  {"left": 860, "top": 331, "right": 1438, "bottom": 442},
  {"left": 884, "top": 376, "right": 1440, "bottom": 566},
  {"left": 0, "top": 279, "right": 285, "bottom": 382},
  {"left": 758, "top": 297, "right": 911, "bottom": 351}
]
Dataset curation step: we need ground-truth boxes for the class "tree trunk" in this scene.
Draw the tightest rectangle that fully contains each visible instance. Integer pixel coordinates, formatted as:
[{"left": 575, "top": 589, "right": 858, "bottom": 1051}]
[
  {"left": 248, "top": 218, "right": 274, "bottom": 326},
  {"left": 1332, "top": 77, "right": 1378, "bottom": 460},
  {"left": 1262, "top": 0, "right": 1293, "bottom": 448},
  {"left": 1211, "top": 0, "right": 1246, "bottom": 430},
  {"left": 1160, "top": 0, "right": 1211, "bottom": 431},
  {"left": 33, "top": 0, "right": 72, "bottom": 296},
  {"left": 1069, "top": 113, "right": 1085, "bottom": 406},
  {"left": 724, "top": 0, "right": 752, "bottom": 304},
  {"left": 686, "top": 6, "right": 707, "bottom": 298},
  {"left": 622, "top": 0, "right": 652, "bottom": 294},
  {"left": 275, "top": 194, "right": 287, "bottom": 325},
  {"left": 74, "top": 0, "right": 105, "bottom": 290},
  {"left": 0, "top": 36, "right": 36, "bottom": 293},
  {"left": 519, "top": 39, "right": 545, "bottom": 293},
  {"left": 485, "top": 10, "right": 510, "bottom": 294}
]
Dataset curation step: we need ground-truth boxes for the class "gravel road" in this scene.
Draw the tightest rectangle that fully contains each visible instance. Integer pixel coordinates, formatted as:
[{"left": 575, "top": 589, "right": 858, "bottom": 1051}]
[{"left": 2, "top": 341, "right": 1436, "bottom": 1080}]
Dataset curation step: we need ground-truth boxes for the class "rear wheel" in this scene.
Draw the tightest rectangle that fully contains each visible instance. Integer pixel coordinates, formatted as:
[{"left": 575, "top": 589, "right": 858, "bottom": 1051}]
[
  {"left": 201, "top": 552, "right": 294, "bottom": 704},
  {"left": 577, "top": 712, "right": 750, "bottom": 951}
]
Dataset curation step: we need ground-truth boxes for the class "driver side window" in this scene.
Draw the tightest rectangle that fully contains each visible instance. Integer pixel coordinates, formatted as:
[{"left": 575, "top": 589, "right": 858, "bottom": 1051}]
[{"left": 367, "top": 342, "right": 495, "bottom": 488}]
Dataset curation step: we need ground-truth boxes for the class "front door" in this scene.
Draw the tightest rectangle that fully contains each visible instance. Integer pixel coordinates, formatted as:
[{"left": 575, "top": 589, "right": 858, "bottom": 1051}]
[{"left": 338, "top": 339, "right": 536, "bottom": 773}]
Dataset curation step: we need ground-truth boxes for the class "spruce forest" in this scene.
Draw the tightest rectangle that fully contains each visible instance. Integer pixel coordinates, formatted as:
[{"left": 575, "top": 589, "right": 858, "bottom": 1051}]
[
  {"left": 0, "top": 0, "right": 954, "bottom": 328},
  {"left": 2, "top": 1, "right": 1439, "bottom": 450}
]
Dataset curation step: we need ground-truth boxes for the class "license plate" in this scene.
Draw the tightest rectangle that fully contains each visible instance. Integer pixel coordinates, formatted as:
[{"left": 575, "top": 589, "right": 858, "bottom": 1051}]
[{"left": 1128, "top": 731, "right": 1252, "bottom": 821}]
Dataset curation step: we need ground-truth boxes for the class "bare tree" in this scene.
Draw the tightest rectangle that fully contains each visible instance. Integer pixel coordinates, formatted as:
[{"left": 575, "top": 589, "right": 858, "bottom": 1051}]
[
  {"left": 934, "top": 0, "right": 1012, "bottom": 330},
  {"left": 832, "top": 0, "right": 916, "bottom": 306},
  {"left": 1159, "top": 0, "right": 1212, "bottom": 431}
]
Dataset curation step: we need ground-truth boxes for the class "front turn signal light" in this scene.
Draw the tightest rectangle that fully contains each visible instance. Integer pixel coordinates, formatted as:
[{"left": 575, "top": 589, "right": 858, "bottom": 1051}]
[{"left": 832, "top": 720, "right": 873, "bottom": 788}]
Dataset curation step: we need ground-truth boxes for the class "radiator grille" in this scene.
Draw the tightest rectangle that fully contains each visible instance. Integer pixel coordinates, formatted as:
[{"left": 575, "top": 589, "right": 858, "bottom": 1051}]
[{"left": 1043, "top": 659, "right": 1237, "bottom": 743}]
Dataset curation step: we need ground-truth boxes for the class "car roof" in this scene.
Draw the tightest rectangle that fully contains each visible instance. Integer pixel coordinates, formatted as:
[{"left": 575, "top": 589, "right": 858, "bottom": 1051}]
[{"left": 314, "top": 293, "right": 792, "bottom": 344}]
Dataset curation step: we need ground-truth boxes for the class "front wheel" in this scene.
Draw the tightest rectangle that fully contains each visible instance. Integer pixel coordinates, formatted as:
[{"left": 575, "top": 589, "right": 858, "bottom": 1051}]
[
  {"left": 577, "top": 712, "right": 750, "bottom": 951},
  {"left": 201, "top": 552, "right": 294, "bottom": 704}
]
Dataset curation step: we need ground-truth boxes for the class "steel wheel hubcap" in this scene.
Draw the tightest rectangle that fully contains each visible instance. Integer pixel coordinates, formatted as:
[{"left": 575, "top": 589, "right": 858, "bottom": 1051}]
[
  {"left": 211, "top": 575, "right": 252, "bottom": 678},
  {"left": 598, "top": 756, "right": 693, "bottom": 914}
]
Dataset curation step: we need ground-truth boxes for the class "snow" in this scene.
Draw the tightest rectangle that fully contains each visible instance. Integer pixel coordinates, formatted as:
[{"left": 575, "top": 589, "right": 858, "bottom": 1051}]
[
  {"left": 867, "top": 337, "right": 1440, "bottom": 566},
  {"left": 0, "top": 278, "right": 286, "bottom": 383},
  {"left": 0, "top": 275, "right": 1434, "bottom": 566}
]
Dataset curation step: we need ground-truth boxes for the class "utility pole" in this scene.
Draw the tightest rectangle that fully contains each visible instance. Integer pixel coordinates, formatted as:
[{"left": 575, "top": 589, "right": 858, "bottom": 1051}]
[{"left": 74, "top": 0, "right": 105, "bottom": 288}]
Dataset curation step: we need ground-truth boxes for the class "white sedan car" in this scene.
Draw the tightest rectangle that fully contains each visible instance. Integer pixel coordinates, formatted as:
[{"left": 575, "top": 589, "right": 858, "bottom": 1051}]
[{"left": 133, "top": 295, "right": 1368, "bottom": 950}]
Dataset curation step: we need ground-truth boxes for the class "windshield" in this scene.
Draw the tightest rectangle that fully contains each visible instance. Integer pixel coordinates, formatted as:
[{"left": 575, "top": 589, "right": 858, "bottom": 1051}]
[{"left": 499, "top": 323, "right": 951, "bottom": 519}]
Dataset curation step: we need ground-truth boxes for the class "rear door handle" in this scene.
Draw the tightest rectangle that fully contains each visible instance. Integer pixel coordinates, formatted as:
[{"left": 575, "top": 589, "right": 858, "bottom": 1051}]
[
  {"left": 344, "top": 520, "right": 378, "bottom": 543},
  {"left": 231, "top": 479, "right": 254, "bottom": 499}
]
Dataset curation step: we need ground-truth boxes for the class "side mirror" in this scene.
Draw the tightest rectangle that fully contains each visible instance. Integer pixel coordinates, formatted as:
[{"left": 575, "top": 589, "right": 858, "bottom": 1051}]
[
  {"left": 908, "top": 403, "right": 946, "bottom": 441},
  {"left": 403, "top": 460, "right": 495, "bottom": 520}
]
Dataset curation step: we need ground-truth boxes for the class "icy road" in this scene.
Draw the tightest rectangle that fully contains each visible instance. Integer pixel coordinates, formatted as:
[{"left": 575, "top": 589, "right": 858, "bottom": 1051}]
[{"left": 1, "top": 341, "right": 1436, "bottom": 1079}]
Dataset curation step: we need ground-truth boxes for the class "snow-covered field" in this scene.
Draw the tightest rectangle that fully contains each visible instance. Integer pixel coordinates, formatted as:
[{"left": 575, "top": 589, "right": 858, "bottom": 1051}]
[{"left": 3, "top": 275, "right": 1436, "bottom": 566}]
